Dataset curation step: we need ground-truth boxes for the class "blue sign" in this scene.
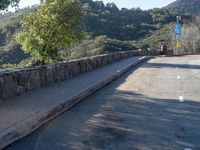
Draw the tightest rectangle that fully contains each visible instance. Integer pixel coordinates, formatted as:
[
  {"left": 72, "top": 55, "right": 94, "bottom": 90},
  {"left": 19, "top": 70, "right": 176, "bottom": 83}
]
[{"left": 174, "top": 24, "right": 182, "bottom": 35}]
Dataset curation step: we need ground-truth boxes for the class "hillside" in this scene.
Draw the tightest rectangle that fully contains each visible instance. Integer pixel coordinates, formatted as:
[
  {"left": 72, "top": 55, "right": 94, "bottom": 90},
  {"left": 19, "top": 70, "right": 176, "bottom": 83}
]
[
  {"left": 0, "top": 0, "right": 188, "bottom": 68},
  {"left": 134, "top": 23, "right": 174, "bottom": 50},
  {"left": 0, "top": 6, "right": 36, "bottom": 66},
  {"left": 165, "top": 0, "right": 200, "bottom": 15}
]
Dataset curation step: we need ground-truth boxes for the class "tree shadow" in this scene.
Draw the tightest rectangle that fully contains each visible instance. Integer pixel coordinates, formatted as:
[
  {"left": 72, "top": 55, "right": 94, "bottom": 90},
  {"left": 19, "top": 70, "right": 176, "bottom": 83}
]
[
  {"left": 4, "top": 63, "right": 200, "bottom": 150},
  {"left": 69, "top": 91, "right": 200, "bottom": 150},
  {"left": 142, "top": 62, "right": 200, "bottom": 70}
]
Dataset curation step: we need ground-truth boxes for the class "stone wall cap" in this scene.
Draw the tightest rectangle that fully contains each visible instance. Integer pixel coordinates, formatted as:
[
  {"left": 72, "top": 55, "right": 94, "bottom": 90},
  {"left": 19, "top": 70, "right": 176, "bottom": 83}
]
[{"left": 0, "top": 50, "right": 140, "bottom": 76}]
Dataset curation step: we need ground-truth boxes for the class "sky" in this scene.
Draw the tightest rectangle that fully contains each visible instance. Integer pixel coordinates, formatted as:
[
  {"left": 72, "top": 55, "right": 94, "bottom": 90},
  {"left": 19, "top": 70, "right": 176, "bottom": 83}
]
[{"left": 15, "top": 0, "right": 176, "bottom": 10}]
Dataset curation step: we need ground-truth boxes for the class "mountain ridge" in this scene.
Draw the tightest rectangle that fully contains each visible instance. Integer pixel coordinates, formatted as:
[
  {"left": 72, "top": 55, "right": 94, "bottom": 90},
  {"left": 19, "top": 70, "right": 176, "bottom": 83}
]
[{"left": 165, "top": 0, "right": 200, "bottom": 15}]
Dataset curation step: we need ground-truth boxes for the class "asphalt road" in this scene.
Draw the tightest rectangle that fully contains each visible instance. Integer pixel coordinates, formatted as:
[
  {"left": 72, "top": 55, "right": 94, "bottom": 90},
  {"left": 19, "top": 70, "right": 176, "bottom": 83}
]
[{"left": 5, "top": 55, "right": 200, "bottom": 150}]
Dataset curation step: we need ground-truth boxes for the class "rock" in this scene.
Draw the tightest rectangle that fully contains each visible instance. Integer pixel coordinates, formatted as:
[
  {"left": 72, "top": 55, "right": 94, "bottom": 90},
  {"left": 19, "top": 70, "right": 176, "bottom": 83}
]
[
  {"left": 46, "top": 65, "right": 55, "bottom": 83},
  {"left": 30, "top": 69, "right": 41, "bottom": 90},
  {"left": 17, "top": 71, "right": 30, "bottom": 87},
  {"left": 68, "top": 60, "right": 81, "bottom": 76},
  {"left": 0, "top": 50, "right": 147, "bottom": 101},
  {"left": 80, "top": 58, "right": 93, "bottom": 73},
  {"left": 38, "top": 66, "right": 47, "bottom": 87},
  {"left": 0, "top": 77, "right": 4, "bottom": 100},
  {"left": 17, "top": 86, "right": 26, "bottom": 96},
  {"left": 59, "top": 63, "right": 66, "bottom": 80},
  {"left": 3, "top": 74, "right": 18, "bottom": 99}
]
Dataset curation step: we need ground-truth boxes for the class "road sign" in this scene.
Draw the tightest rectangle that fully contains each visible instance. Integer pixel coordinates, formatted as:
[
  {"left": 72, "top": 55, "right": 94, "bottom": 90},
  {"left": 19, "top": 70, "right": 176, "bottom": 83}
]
[
  {"left": 174, "top": 24, "right": 182, "bottom": 35},
  {"left": 176, "top": 41, "right": 182, "bottom": 48}
]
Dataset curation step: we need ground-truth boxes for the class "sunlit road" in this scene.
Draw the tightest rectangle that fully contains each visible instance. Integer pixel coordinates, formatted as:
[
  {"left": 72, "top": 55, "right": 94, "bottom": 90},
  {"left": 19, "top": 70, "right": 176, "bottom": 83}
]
[{"left": 5, "top": 55, "right": 200, "bottom": 150}]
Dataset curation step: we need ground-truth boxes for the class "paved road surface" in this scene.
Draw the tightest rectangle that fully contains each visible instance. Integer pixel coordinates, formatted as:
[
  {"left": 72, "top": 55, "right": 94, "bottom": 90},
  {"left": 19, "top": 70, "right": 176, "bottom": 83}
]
[{"left": 5, "top": 55, "right": 200, "bottom": 150}]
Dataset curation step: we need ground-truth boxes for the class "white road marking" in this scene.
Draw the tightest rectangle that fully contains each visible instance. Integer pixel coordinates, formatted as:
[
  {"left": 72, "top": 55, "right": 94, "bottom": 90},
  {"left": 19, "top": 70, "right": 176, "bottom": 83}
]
[
  {"left": 184, "top": 148, "right": 192, "bottom": 150},
  {"left": 177, "top": 75, "right": 180, "bottom": 79},
  {"left": 179, "top": 96, "right": 184, "bottom": 102},
  {"left": 94, "top": 113, "right": 104, "bottom": 117},
  {"left": 70, "top": 132, "right": 81, "bottom": 137}
]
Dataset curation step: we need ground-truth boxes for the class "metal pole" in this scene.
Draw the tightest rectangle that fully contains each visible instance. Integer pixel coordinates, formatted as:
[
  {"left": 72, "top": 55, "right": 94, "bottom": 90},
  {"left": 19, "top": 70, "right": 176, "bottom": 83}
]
[
  {"left": 176, "top": 16, "right": 181, "bottom": 55},
  {"left": 177, "top": 16, "right": 179, "bottom": 24},
  {"left": 193, "top": 37, "right": 196, "bottom": 55},
  {"left": 177, "top": 16, "right": 181, "bottom": 24}
]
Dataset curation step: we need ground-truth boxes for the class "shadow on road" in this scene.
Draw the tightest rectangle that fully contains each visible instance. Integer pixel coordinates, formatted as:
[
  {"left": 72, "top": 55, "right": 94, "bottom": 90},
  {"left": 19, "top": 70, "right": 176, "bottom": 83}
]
[
  {"left": 5, "top": 62, "right": 200, "bottom": 150},
  {"left": 69, "top": 90, "right": 200, "bottom": 150},
  {"left": 143, "top": 62, "right": 200, "bottom": 70}
]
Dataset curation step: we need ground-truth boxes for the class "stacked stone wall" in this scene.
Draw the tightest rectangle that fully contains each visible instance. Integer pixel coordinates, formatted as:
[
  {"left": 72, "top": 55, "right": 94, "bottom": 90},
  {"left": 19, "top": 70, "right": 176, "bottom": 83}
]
[{"left": 0, "top": 50, "right": 159, "bottom": 100}]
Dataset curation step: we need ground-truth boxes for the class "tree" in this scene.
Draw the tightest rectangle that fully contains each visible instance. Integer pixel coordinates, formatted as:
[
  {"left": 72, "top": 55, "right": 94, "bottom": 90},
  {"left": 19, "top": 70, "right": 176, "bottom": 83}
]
[
  {"left": 16, "top": 0, "right": 83, "bottom": 63},
  {"left": 181, "top": 17, "right": 200, "bottom": 54},
  {"left": 0, "top": 0, "right": 20, "bottom": 10}
]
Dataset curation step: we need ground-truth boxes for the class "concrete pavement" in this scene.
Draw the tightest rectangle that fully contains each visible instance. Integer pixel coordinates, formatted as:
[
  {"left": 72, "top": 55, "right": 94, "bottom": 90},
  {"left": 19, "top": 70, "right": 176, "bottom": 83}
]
[
  {"left": 4, "top": 55, "right": 200, "bottom": 150},
  {"left": 0, "top": 56, "right": 149, "bottom": 149}
]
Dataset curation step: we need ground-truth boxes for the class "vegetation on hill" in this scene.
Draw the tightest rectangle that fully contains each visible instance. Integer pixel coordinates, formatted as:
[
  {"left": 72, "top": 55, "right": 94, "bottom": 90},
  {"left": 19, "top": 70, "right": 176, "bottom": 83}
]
[
  {"left": 0, "top": 0, "right": 196, "bottom": 68},
  {"left": 0, "top": 0, "right": 20, "bottom": 10},
  {"left": 0, "top": 7, "right": 33, "bottom": 66},
  {"left": 67, "top": 35, "right": 137, "bottom": 59},
  {"left": 133, "top": 23, "right": 174, "bottom": 51},
  {"left": 81, "top": 0, "right": 176, "bottom": 41},
  {"left": 165, "top": 0, "right": 200, "bottom": 15}
]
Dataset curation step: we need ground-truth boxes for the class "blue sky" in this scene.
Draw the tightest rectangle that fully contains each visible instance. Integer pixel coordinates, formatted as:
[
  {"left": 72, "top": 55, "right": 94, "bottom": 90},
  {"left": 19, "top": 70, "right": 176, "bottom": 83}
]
[{"left": 16, "top": 0, "right": 176, "bottom": 10}]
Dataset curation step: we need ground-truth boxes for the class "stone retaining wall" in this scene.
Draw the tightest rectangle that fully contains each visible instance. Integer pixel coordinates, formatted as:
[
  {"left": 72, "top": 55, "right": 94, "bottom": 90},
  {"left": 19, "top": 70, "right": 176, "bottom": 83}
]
[{"left": 0, "top": 50, "right": 158, "bottom": 100}]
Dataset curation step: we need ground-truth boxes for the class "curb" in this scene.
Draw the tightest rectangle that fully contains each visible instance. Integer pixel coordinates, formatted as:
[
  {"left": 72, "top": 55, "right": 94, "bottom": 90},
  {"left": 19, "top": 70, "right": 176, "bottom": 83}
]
[{"left": 0, "top": 56, "right": 151, "bottom": 149}]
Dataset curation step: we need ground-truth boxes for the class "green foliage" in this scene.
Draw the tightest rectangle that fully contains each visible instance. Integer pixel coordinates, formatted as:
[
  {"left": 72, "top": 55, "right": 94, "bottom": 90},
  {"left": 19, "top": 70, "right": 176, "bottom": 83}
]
[
  {"left": 0, "top": 0, "right": 195, "bottom": 68},
  {"left": 16, "top": 0, "right": 83, "bottom": 63},
  {"left": 0, "top": 0, "right": 20, "bottom": 10},
  {"left": 135, "top": 23, "right": 174, "bottom": 50},
  {"left": 103, "top": 38, "right": 137, "bottom": 52},
  {"left": 81, "top": 0, "right": 155, "bottom": 40},
  {"left": 66, "top": 35, "right": 106, "bottom": 59},
  {"left": 0, "top": 9, "right": 31, "bottom": 66},
  {"left": 165, "top": 0, "right": 200, "bottom": 15},
  {"left": 68, "top": 35, "right": 137, "bottom": 59},
  {"left": 80, "top": 0, "right": 178, "bottom": 41},
  {"left": 149, "top": 8, "right": 175, "bottom": 24}
]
